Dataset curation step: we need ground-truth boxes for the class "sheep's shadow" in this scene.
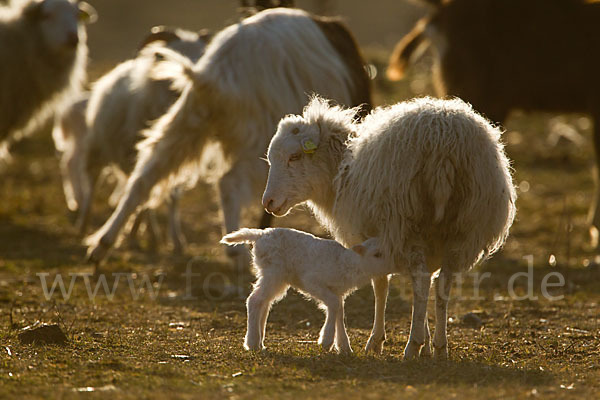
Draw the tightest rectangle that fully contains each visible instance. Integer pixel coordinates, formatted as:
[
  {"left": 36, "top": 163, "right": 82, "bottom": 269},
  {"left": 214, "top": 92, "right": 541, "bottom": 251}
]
[{"left": 260, "top": 352, "right": 554, "bottom": 387}]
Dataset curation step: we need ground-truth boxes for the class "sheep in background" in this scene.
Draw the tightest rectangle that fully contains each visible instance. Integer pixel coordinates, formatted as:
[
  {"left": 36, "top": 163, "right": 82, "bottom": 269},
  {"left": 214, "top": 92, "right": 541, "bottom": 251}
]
[
  {"left": 0, "top": 0, "right": 95, "bottom": 159},
  {"left": 52, "top": 27, "right": 211, "bottom": 254},
  {"left": 387, "top": 0, "right": 600, "bottom": 244},
  {"left": 221, "top": 228, "right": 389, "bottom": 354},
  {"left": 262, "top": 96, "right": 516, "bottom": 359},
  {"left": 85, "top": 8, "right": 371, "bottom": 263}
]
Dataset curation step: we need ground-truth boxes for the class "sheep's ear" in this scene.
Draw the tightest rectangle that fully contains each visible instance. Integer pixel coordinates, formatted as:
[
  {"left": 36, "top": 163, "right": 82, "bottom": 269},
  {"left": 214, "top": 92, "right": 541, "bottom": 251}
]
[
  {"left": 23, "top": 0, "right": 44, "bottom": 20},
  {"left": 351, "top": 244, "right": 366, "bottom": 256},
  {"left": 138, "top": 26, "right": 180, "bottom": 51},
  {"left": 198, "top": 29, "right": 213, "bottom": 43},
  {"left": 78, "top": 2, "right": 97, "bottom": 24},
  {"left": 299, "top": 123, "right": 321, "bottom": 154}
]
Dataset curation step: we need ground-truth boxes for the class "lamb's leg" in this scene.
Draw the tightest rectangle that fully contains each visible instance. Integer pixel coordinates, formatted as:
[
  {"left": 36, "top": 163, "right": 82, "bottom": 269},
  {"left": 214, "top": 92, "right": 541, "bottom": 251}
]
[
  {"left": 433, "top": 267, "right": 453, "bottom": 359},
  {"left": 403, "top": 251, "right": 431, "bottom": 360},
  {"left": 334, "top": 300, "right": 352, "bottom": 354},
  {"left": 365, "top": 275, "right": 389, "bottom": 354},
  {"left": 316, "top": 293, "right": 341, "bottom": 352},
  {"left": 75, "top": 184, "right": 95, "bottom": 235},
  {"left": 245, "top": 277, "right": 288, "bottom": 351},
  {"left": 144, "top": 209, "right": 161, "bottom": 252},
  {"left": 420, "top": 312, "right": 432, "bottom": 358},
  {"left": 166, "top": 188, "right": 186, "bottom": 255}
]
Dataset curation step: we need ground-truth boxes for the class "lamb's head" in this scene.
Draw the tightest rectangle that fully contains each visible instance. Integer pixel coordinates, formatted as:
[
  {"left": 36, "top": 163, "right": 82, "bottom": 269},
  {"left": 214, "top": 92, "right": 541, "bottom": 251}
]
[
  {"left": 351, "top": 237, "right": 384, "bottom": 265},
  {"left": 24, "top": 0, "right": 96, "bottom": 53},
  {"left": 263, "top": 97, "right": 357, "bottom": 216},
  {"left": 138, "top": 26, "right": 212, "bottom": 63}
]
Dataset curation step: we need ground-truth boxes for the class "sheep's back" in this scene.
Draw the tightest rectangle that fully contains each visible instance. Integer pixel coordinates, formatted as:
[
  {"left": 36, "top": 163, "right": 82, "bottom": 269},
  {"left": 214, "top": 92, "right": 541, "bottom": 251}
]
[{"left": 334, "top": 97, "right": 516, "bottom": 270}]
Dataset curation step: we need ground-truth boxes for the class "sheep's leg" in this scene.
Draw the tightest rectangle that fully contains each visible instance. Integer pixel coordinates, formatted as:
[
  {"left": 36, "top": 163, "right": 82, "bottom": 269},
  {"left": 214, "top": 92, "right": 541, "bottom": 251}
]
[
  {"left": 218, "top": 160, "right": 256, "bottom": 258},
  {"left": 404, "top": 252, "right": 431, "bottom": 360},
  {"left": 365, "top": 275, "right": 389, "bottom": 354},
  {"left": 245, "top": 278, "right": 287, "bottom": 351},
  {"left": 420, "top": 312, "right": 432, "bottom": 358},
  {"left": 86, "top": 118, "right": 206, "bottom": 263},
  {"left": 144, "top": 209, "right": 161, "bottom": 252},
  {"left": 166, "top": 188, "right": 186, "bottom": 255},
  {"left": 334, "top": 300, "right": 352, "bottom": 354},
  {"left": 75, "top": 185, "right": 95, "bottom": 235},
  {"left": 433, "top": 267, "right": 453, "bottom": 359},
  {"left": 126, "top": 210, "right": 145, "bottom": 247},
  {"left": 589, "top": 115, "right": 600, "bottom": 247}
]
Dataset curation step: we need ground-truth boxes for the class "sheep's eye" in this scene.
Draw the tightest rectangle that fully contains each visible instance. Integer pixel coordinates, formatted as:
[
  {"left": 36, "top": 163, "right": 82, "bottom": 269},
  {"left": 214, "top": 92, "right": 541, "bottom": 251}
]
[
  {"left": 374, "top": 252, "right": 382, "bottom": 258},
  {"left": 288, "top": 153, "right": 302, "bottom": 162}
]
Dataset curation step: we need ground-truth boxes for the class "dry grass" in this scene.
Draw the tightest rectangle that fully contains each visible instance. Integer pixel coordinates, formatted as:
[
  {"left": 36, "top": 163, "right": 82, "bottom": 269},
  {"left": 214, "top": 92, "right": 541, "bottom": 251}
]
[{"left": 1, "top": 51, "right": 600, "bottom": 399}]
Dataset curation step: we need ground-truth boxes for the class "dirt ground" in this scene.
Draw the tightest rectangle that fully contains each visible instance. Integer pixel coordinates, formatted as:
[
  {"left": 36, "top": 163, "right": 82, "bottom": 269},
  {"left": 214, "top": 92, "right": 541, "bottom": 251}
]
[{"left": 1, "top": 2, "right": 600, "bottom": 399}]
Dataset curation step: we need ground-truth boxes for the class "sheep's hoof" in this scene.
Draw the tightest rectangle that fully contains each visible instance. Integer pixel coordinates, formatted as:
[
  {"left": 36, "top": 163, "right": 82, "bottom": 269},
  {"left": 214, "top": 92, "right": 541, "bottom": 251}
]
[
  {"left": 419, "top": 342, "right": 433, "bottom": 358},
  {"left": 364, "top": 335, "right": 385, "bottom": 354},
  {"left": 337, "top": 345, "right": 353, "bottom": 355},
  {"left": 433, "top": 343, "right": 448, "bottom": 360},
  {"left": 319, "top": 337, "right": 335, "bottom": 352},
  {"left": 243, "top": 341, "right": 263, "bottom": 351},
  {"left": 402, "top": 341, "right": 423, "bottom": 360}
]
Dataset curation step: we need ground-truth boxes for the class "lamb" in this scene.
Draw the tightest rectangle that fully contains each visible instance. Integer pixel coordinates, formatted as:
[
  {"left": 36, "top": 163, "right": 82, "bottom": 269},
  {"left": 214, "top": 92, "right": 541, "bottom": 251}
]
[
  {"left": 262, "top": 96, "right": 517, "bottom": 359},
  {"left": 0, "top": 0, "right": 96, "bottom": 159},
  {"left": 387, "top": 0, "right": 600, "bottom": 243},
  {"left": 52, "top": 27, "right": 211, "bottom": 253},
  {"left": 221, "top": 228, "right": 388, "bottom": 354},
  {"left": 85, "top": 8, "right": 371, "bottom": 263}
]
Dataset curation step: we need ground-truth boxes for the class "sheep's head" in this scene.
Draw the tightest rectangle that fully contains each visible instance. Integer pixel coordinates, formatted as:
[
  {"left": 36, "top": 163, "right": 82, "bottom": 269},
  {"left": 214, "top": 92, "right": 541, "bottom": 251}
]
[
  {"left": 139, "top": 26, "right": 212, "bottom": 63},
  {"left": 25, "top": 0, "right": 96, "bottom": 53},
  {"left": 263, "top": 97, "right": 357, "bottom": 216}
]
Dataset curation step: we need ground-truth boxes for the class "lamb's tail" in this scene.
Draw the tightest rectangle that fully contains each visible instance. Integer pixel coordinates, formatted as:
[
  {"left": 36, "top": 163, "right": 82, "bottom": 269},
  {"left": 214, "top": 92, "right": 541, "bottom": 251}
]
[
  {"left": 386, "top": 17, "right": 430, "bottom": 81},
  {"left": 220, "top": 228, "right": 267, "bottom": 245}
]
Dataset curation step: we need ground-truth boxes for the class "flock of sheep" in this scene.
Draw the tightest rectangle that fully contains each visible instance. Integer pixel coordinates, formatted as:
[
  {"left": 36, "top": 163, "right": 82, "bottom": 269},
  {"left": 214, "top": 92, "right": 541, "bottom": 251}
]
[{"left": 0, "top": 0, "right": 591, "bottom": 358}]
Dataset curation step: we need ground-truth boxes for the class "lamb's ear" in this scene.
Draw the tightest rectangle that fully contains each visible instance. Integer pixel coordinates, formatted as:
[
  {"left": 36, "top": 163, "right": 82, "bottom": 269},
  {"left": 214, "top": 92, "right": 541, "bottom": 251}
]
[
  {"left": 23, "top": 0, "right": 44, "bottom": 20},
  {"left": 78, "top": 2, "right": 97, "bottom": 24},
  {"left": 351, "top": 244, "right": 366, "bottom": 256},
  {"left": 138, "top": 26, "right": 180, "bottom": 51}
]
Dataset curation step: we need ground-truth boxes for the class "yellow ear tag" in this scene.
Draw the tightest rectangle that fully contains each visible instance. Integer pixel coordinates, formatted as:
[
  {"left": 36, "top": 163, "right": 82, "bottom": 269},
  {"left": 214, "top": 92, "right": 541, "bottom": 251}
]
[{"left": 302, "top": 139, "right": 317, "bottom": 154}]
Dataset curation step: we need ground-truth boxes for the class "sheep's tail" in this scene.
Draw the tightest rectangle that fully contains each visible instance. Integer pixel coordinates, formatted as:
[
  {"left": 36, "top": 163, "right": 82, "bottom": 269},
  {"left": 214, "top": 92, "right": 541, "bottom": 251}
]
[
  {"left": 144, "top": 46, "right": 199, "bottom": 91},
  {"left": 386, "top": 18, "right": 430, "bottom": 81},
  {"left": 220, "top": 228, "right": 267, "bottom": 245}
]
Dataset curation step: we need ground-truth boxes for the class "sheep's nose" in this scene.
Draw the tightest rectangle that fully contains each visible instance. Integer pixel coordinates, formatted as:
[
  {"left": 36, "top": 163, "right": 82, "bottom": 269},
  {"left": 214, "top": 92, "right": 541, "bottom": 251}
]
[
  {"left": 263, "top": 198, "right": 274, "bottom": 213},
  {"left": 66, "top": 32, "right": 79, "bottom": 47}
]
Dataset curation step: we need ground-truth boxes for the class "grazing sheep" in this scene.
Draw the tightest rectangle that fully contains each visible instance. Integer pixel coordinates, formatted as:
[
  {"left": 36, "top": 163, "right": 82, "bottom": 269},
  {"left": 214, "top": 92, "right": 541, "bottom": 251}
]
[
  {"left": 85, "top": 8, "right": 371, "bottom": 263},
  {"left": 52, "top": 27, "right": 210, "bottom": 253},
  {"left": 221, "top": 228, "right": 388, "bottom": 354},
  {"left": 262, "top": 96, "right": 516, "bottom": 359},
  {"left": 0, "top": 0, "right": 96, "bottom": 158},
  {"left": 387, "top": 0, "right": 600, "bottom": 242}
]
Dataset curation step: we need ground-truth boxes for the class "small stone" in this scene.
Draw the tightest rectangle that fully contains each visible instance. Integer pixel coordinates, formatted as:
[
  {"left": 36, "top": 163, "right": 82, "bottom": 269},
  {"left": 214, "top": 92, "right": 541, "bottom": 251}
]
[
  {"left": 18, "top": 324, "right": 68, "bottom": 345},
  {"left": 461, "top": 312, "right": 484, "bottom": 329}
]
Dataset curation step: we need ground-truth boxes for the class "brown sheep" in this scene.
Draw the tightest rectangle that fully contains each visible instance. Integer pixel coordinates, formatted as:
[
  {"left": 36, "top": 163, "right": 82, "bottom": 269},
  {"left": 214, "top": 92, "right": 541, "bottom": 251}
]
[{"left": 387, "top": 0, "right": 600, "bottom": 241}]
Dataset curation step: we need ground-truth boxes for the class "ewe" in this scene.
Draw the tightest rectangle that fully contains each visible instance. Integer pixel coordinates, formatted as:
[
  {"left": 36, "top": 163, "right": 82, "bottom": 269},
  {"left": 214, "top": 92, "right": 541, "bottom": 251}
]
[
  {"left": 85, "top": 8, "right": 371, "bottom": 263},
  {"left": 0, "top": 0, "right": 95, "bottom": 158},
  {"left": 262, "top": 96, "right": 516, "bottom": 359},
  {"left": 53, "top": 27, "right": 210, "bottom": 253},
  {"left": 221, "top": 228, "right": 388, "bottom": 354}
]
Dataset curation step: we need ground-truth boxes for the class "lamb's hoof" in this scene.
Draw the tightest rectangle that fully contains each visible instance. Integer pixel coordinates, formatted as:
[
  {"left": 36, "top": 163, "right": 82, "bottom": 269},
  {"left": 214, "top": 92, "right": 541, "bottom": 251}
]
[
  {"left": 403, "top": 341, "right": 423, "bottom": 360},
  {"left": 419, "top": 342, "right": 433, "bottom": 358},
  {"left": 86, "top": 238, "right": 110, "bottom": 264},
  {"left": 243, "top": 341, "right": 263, "bottom": 351},
  {"left": 433, "top": 343, "right": 448, "bottom": 360},
  {"left": 336, "top": 343, "right": 354, "bottom": 355},
  {"left": 364, "top": 335, "right": 385, "bottom": 354}
]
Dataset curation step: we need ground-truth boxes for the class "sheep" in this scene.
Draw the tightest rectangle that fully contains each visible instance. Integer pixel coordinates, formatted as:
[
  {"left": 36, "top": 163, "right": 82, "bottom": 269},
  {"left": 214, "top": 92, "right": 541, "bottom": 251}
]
[
  {"left": 52, "top": 27, "right": 211, "bottom": 253},
  {"left": 85, "top": 8, "right": 371, "bottom": 263},
  {"left": 387, "top": 0, "right": 600, "bottom": 243},
  {"left": 0, "top": 0, "right": 96, "bottom": 159},
  {"left": 221, "top": 228, "right": 388, "bottom": 354},
  {"left": 262, "top": 96, "right": 517, "bottom": 359}
]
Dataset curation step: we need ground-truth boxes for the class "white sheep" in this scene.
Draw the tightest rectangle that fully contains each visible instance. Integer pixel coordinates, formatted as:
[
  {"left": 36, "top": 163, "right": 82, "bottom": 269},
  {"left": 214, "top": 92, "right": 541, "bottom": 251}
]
[
  {"left": 85, "top": 8, "right": 371, "bottom": 263},
  {"left": 262, "top": 96, "right": 517, "bottom": 359},
  {"left": 53, "top": 27, "right": 210, "bottom": 253},
  {"left": 0, "top": 0, "right": 95, "bottom": 159},
  {"left": 221, "top": 228, "right": 388, "bottom": 354}
]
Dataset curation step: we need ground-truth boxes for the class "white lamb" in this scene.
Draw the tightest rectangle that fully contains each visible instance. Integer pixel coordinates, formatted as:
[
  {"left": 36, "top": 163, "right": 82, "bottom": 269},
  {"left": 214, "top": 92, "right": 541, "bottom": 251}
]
[
  {"left": 0, "top": 0, "right": 95, "bottom": 159},
  {"left": 53, "top": 27, "right": 210, "bottom": 252},
  {"left": 221, "top": 228, "right": 389, "bottom": 354},
  {"left": 84, "top": 8, "right": 371, "bottom": 263},
  {"left": 262, "top": 96, "right": 517, "bottom": 359}
]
